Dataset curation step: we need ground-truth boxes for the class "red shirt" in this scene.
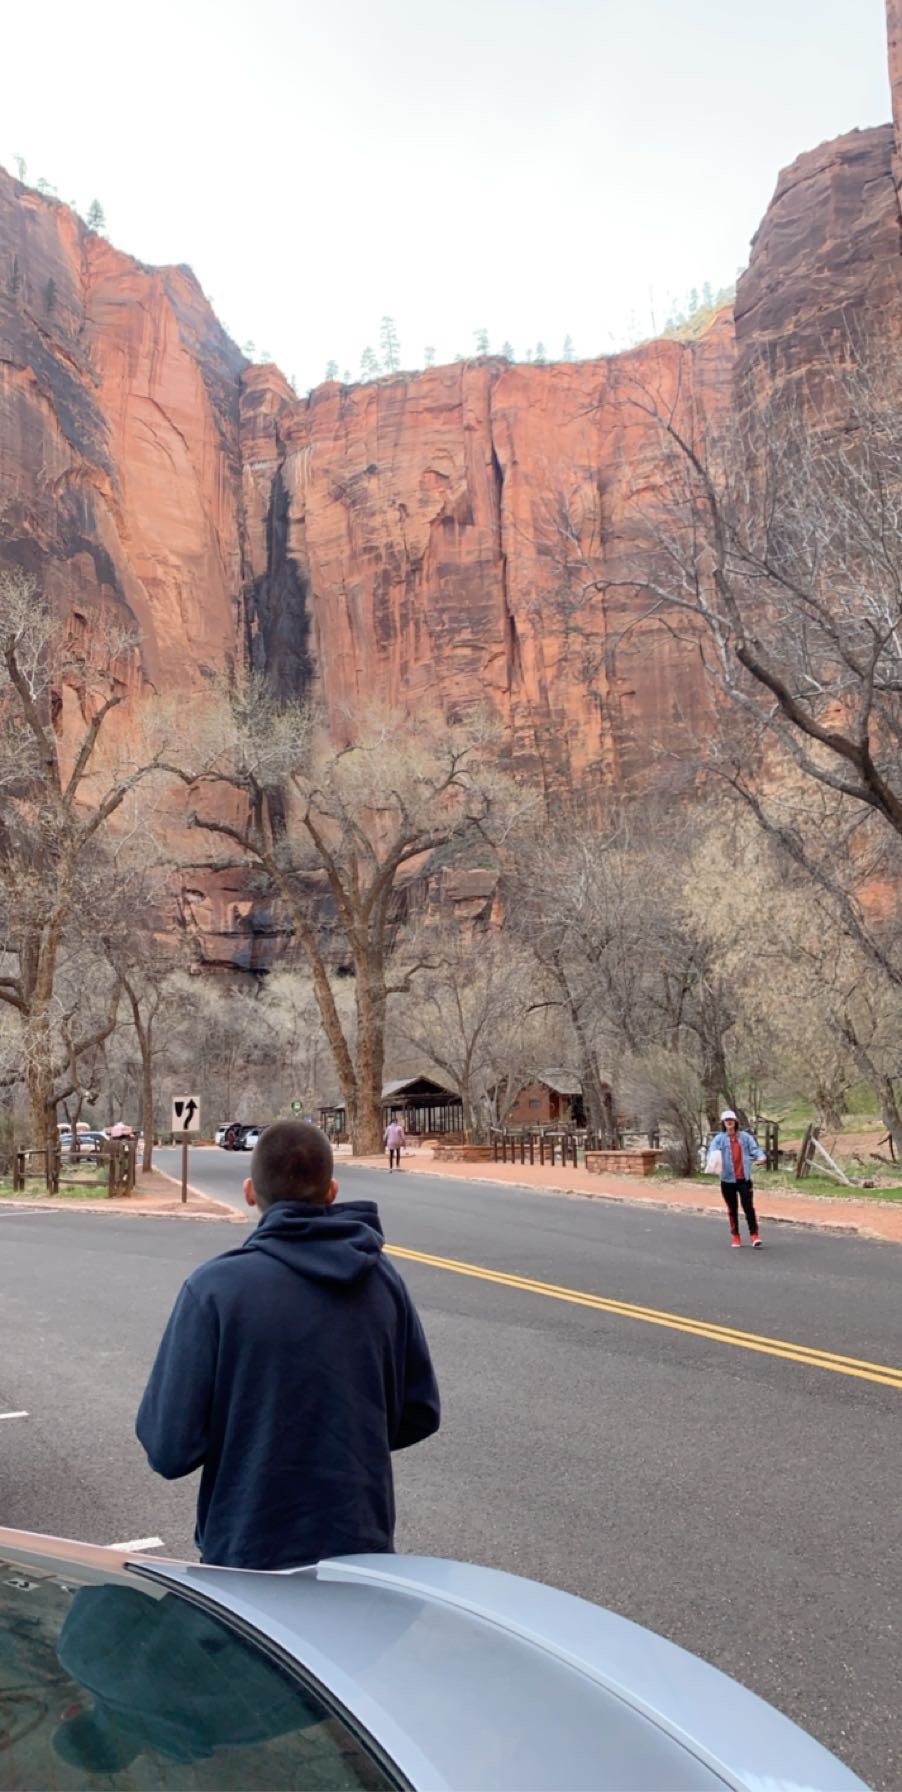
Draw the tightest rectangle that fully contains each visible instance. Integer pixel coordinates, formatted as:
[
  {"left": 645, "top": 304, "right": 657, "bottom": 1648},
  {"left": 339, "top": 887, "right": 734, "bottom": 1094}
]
[{"left": 729, "top": 1134, "right": 745, "bottom": 1179}]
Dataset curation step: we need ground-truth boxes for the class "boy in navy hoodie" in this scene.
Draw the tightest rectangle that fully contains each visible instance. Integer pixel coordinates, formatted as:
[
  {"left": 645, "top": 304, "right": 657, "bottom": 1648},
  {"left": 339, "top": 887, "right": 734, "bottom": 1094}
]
[{"left": 136, "top": 1121, "right": 440, "bottom": 1569}]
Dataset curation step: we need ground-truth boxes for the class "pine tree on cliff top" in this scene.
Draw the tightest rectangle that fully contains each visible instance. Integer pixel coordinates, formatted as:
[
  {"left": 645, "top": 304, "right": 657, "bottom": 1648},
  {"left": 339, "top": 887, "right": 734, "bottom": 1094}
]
[
  {"left": 86, "top": 198, "right": 106, "bottom": 233},
  {"left": 379, "top": 316, "right": 400, "bottom": 372},
  {"left": 475, "top": 327, "right": 490, "bottom": 355},
  {"left": 500, "top": 341, "right": 514, "bottom": 361},
  {"left": 360, "top": 345, "right": 380, "bottom": 381}
]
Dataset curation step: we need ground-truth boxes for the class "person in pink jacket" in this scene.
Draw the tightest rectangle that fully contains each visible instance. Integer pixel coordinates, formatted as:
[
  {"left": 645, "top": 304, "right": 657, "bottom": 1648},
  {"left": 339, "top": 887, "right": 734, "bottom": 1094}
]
[{"left": 383, "top": 1118, "right": 406, "bottom": 1171}]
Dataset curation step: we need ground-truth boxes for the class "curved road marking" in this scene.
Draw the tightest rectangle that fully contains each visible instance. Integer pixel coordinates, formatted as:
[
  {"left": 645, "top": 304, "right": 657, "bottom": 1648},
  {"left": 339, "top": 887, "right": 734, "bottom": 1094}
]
[{"left": 387, "top": 1246, "right": 902, "bottom": 1390}]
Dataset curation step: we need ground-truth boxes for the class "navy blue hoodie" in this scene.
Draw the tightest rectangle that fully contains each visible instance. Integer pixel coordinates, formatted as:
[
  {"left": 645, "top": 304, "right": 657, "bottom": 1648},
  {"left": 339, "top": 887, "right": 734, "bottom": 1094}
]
[{"left": 136, "top": 1199, "right": 440, "bottom": 1570}]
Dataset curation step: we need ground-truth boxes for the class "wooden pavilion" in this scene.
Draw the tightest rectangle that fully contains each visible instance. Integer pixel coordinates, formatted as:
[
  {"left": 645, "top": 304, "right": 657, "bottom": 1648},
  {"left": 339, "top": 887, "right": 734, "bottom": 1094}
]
[
  {"left": 381, "top": 1076, "right": 463, "bottom": 1138},
  {"left": 319, "top": 1075, "right": 463, "bottom": 1143}
]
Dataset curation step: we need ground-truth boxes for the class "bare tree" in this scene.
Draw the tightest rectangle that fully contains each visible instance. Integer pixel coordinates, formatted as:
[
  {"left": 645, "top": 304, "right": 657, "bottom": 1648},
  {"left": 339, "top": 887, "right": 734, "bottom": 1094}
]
[
  {"left": 580, "top": 332, "right": 902, "bottom": 1128},
  {"left": 603, "top": 331, "right": 899, "bottom": 814},
  {"left": 621, "top": 1048, "right": 706, "bottom": 1176},
  {"left": 0, "top": 571, "right": 169, "bottom": 1152},
  {"left": 503, "top": 826, "right": 651, "bottom": 1140},
  {"left": 687, "top": 804, "right": 902, "bottom": 1152},
  {"left": 174, "top": 690, "right": 520, "bottom": 1152},
  {"left": 601, "top": 333, "right": 902, "bottom": 914},
  {"left": 389, "top": 927, "right": 542, "bottom": 1138}
]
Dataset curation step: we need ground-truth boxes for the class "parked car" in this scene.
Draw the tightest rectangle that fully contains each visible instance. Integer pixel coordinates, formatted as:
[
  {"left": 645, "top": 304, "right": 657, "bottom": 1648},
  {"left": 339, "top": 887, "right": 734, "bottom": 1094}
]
[
  {"left": 0, "top": 1526, "right": 865, "bottom": 1791},
  {"left": 215, "top": 1122, "right": 243, "bottom": 1148},
  {"left": 216, "top": 1123, "right": 262, "bottom": 1150},
  {"left": 57, "top": 1131, "right": 107, "bottom": 1162}
]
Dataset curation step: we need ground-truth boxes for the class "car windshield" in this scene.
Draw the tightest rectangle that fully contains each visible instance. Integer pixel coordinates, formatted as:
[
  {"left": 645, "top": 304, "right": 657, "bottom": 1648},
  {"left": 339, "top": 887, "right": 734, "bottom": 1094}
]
[{"left": 0, "top": 1552, "right": 399, "bottom": 1789}]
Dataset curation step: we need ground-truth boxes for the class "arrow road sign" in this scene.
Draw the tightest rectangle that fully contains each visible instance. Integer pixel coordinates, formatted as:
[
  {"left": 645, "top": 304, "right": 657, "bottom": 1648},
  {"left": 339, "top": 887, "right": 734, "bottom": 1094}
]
[{"left": 171, "top": 1096, "right": 201, "bottom": 1134}]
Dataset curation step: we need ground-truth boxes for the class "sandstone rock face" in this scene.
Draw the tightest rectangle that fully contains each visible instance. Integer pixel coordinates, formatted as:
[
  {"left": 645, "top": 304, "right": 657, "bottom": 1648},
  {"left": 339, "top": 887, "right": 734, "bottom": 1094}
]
[
  {"left": 0, "top": 166, "right": 246, "bottom": 699},
  {"left": 251, "top": 325, "right": 732, "bottom": 797},
  {"left": 1, "top": 3, "right": 900, "bottom": 960},
  {"left": 734, "top": 123, "right": 901, "bottom": 392},
  {"left": 887, "top": 0, "right": 902, "bottom": 215}
]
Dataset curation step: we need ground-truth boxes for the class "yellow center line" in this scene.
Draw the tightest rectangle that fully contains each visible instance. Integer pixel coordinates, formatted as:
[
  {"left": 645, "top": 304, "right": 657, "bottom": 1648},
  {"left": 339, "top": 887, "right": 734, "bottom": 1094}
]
[{"left": 387, "top": 1245, "right": 902, "bottom": 1390}]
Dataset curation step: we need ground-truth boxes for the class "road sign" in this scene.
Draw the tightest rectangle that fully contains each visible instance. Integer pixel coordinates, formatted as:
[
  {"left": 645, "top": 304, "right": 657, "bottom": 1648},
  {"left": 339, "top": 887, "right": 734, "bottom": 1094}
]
[
  {"left": 291, "top": 1100, "right": 303, "bottom": 1114},
  {"left": 171, "top": 1096, "right": 201, "bottom": 1134}
]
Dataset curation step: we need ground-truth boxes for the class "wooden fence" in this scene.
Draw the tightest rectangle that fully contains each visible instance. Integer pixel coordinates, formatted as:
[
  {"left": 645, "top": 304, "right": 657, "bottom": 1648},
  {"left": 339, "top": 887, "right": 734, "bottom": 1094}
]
[
  {"left": 12, "top": 1139, "right": 138, "bottom": 1198},
  {"left": 491, "top": 1128, "right": 657, "bottom": 1168}
]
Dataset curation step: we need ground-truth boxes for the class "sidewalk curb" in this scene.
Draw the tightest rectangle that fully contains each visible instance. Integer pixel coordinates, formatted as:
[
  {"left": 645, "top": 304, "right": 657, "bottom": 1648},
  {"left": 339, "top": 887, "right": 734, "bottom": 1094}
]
[
  {"left": 146, "top": 1166, "right": 247, "bottom": 1221},
  {"left": 0, "top": 1199, "right": 239, "bottom": 1221}
]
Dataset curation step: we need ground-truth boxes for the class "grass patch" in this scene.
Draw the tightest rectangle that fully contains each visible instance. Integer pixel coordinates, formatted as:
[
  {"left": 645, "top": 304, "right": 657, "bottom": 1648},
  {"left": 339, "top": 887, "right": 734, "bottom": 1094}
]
[
  {"left": 756, "top": 1170, "right": 902, "bottom": 1203},
  {"left": 650, "top": 1167, "right": 902, "bottom": 1202},
  {"left": 0, "top": 1175, "right": 108, "bottom": 1200}
]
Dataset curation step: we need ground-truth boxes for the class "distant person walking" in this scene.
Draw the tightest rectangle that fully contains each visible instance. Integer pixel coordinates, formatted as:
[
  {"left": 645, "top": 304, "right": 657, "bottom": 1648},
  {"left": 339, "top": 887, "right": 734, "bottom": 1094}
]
[
  {"left": 384, "top": 1116, "right": 406, "bottom": 1171},
  {"left": 708, "top": 1109, "right": 767, "bottom": 1247},
  {"left": 136, "top": 1121, "right": 440, "bottom": 1569}
]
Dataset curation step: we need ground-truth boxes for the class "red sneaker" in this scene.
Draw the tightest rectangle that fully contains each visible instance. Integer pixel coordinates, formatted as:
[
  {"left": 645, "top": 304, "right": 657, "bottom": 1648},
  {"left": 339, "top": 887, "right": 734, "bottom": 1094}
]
[
  {"left": 750, "top": 1234, "right": 762, "bottom": 1247},
  {"left": 730, "top": 1234, "right": 742, "bottom": 1247}
]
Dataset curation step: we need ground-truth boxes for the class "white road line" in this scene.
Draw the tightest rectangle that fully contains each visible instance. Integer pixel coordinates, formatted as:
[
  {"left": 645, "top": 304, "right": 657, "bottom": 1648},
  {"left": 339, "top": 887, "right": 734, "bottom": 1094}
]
[
  {"left": 106, "top": 1535, "right": 164, "bottom": 1552},
  {"left": 0, "top": 1410, "right": 28, "bottom": 1419}
]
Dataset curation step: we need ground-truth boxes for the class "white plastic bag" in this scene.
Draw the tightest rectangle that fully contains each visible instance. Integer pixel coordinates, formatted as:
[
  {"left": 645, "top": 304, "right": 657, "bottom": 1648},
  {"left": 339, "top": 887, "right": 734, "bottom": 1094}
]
[{"left": 704, "top": 1146, "right": 723, "bottom": 1177}]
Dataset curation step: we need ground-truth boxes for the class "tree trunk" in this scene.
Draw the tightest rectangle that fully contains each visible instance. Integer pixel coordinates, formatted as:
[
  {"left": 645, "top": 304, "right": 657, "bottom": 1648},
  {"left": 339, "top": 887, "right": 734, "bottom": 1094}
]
[
  {"left": 23, "top": 939, "right": 59, "bottom": 1167},
  {"left": 562, "top": 981, "right": 616, "bottom": 1144},
  {"left": 354, "top": 960, "right": 386, "bottom": 1156},
  {"left": 25, "top": 1013, "right": 56, "bottom": 1167},
  {"left": 141, "top": 1023, "right": 154, "bottom": 1172},
  {"left": 549, "top": 955, "right": 613, "bottom": 1141},
  {"left": 843, "top": 1024, "right": 902, "bottom": 1161},
  {"left": 281, "top": 884, "right": 358, "bottom": 1131}
]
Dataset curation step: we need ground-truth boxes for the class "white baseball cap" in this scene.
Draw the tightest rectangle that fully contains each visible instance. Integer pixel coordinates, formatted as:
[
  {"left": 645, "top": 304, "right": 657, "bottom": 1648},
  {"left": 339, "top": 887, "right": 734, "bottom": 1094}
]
[{"left": 720, "top": 1109, "right": 738, "bottom": 1122}]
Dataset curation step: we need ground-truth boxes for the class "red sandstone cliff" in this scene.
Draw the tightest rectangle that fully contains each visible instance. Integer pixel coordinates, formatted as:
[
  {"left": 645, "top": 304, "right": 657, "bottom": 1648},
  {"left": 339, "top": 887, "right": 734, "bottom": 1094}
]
[
  {"left": 0, "top": 167, "right": 246, "bottom": 698},
  {"left": 2, "top": 122, "right": 896, "bottom": 799},
  {"left": 240, "top": 329, "right": 731, "bottom": 798},
  {"left": 0, "top": 10, "right": 899, "bottom": 960}
]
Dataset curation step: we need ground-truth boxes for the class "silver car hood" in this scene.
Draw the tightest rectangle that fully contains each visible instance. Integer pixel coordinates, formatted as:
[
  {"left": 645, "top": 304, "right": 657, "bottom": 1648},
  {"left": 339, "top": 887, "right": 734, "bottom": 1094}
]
[{"left": 138, "top": 1553, "right": 867, "bottom": 1792}]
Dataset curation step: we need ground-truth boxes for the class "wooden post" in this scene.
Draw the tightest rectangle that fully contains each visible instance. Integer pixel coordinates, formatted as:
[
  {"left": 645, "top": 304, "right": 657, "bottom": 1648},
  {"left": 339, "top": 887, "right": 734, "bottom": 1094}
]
[
  {"left": 528, "top": 1134, "right": 534, "bottom": 1165},
  {"left": 539, "top": 1134, "right": 545, "bottom": 1165},
  {"left": 795, "top": 1124, "right": 815, "bottom": 1179},
  {"left": 181, "top": 1133, "right": 189, "bottom": 1204}
]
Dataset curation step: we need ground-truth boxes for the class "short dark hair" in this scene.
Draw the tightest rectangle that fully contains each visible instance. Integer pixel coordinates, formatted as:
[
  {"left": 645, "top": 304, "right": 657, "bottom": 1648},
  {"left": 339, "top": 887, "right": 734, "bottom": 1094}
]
[{"left": 250, "top": 1121, "right": 334, "bottom": 1210}]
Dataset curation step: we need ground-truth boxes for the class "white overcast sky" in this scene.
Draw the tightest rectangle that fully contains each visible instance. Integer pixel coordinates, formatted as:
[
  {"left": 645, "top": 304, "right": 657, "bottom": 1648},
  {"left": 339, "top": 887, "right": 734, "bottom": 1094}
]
[{"left": 3, "top": 0, "right": 891, "bottom": 390}]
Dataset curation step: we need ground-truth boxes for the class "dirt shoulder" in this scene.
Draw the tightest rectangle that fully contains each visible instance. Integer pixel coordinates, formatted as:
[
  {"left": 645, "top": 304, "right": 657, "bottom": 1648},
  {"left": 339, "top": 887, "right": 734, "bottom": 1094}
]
[{"left": 0, "top": 1166, "right": 242, "bottom": 1222}]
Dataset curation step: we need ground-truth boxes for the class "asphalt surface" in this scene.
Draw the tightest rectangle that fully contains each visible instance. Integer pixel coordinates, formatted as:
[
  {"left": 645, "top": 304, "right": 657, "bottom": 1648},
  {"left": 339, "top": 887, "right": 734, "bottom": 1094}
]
[{"left": 2, "top": 1150, "right": 900, "bottom": 1790}]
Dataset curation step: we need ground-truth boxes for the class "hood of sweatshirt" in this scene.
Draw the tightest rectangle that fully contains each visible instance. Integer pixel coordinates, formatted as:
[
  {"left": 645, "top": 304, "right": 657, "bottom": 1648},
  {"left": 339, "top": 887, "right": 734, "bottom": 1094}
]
[{"left": 241, "top": 1199, "right": 385, "bottom": 1285}]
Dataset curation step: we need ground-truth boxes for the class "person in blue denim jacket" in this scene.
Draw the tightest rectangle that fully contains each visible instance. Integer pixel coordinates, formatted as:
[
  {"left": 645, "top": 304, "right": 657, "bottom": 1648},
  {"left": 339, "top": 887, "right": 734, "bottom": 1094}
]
[{"left": 709, "top": 1109, "right": 766, "bottom": 1248}]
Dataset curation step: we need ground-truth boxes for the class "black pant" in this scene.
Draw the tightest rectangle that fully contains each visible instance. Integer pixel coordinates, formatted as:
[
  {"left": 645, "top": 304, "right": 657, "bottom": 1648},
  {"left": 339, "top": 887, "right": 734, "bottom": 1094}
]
[
  {"left": 388, "top": 1148, "right": 401, "bottom": 1169},
  {"left": 720, "top": 1178, "right": 758, "bottom": 1237}
]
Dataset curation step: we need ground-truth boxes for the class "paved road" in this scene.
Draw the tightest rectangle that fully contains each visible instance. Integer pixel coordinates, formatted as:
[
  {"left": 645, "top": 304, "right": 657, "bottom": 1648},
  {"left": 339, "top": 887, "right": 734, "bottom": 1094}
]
[{"left": 2, "top": 1154, "right": 901, "bottom": 1789}]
